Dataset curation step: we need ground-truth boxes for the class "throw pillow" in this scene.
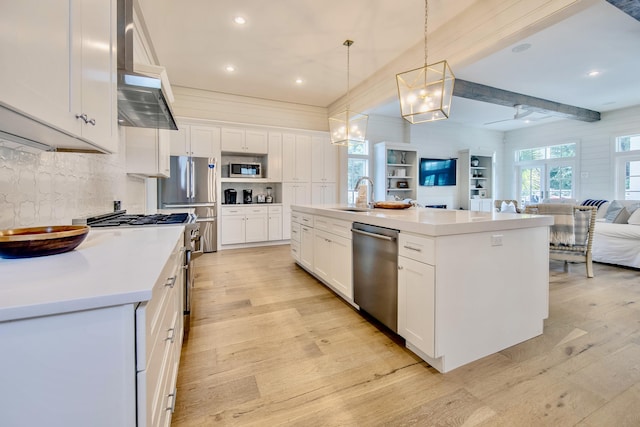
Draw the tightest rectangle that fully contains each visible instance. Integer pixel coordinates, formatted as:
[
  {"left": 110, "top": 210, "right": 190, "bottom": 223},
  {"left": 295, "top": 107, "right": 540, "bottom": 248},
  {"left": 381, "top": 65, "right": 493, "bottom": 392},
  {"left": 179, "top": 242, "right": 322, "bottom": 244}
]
[
  {"left": 581, "top": 199, "right": 608, "bottom": 208},
  {"left": 500, "top": 201, "right": 517, "bottom": 213},
  {"left": 613, "top": 207, "right": 631, "bottom": 224},
  {"left": 605, "top": 200, "right": 625, "bottom": 222},
  {"left": 628, "top": 209, "right": 640, "bottom": 225}
]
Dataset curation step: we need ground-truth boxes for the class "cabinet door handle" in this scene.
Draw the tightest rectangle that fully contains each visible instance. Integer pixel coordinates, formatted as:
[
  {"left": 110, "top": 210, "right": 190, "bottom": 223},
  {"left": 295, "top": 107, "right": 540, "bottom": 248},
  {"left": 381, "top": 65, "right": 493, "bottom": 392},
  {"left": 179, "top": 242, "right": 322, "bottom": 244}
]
[
  {"left": 398, "top": 265, "right": 404, "bottom": 270},
  {"left": 165, "top": 276, "right": 177, "bottom": 288},
  {"left": 87, "top": 117, "right": 96, "bottom": 126},
  {"left": 165, "top": 327, "right": 175, "bottom": 343},
  {"left": 403, "top": 245, "right": 422, "bottom": 252},
  {"left": 75, "top": 113, "right": 88, "bottom": 123},
  {"left": 166, "top": 387, "right": 177, "bottom": 412}
]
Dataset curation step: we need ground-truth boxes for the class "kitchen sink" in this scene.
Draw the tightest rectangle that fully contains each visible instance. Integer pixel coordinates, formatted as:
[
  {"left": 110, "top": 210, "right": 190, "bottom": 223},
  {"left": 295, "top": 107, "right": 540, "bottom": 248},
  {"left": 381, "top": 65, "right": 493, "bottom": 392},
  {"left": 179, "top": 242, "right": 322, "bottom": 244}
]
[{"left": 332, "top": 207, "right": 370, "bottom": 212}]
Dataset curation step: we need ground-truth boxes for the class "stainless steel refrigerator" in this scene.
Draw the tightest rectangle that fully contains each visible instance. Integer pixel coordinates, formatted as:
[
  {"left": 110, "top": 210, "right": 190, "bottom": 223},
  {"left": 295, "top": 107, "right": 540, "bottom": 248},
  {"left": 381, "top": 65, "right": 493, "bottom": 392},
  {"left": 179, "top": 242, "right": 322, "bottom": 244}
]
[{"left": 158, "top": 156, "right": 217, "bottom": 252}]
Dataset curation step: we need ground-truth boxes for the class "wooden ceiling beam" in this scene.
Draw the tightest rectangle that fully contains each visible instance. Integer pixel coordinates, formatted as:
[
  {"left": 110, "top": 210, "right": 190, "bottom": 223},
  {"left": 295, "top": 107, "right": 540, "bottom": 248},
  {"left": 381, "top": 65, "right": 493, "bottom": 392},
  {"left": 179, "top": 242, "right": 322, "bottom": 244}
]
[
  {"left": 605, "top": 0, "right": 640, "bottom": 21},
  {"left": 453, "top": 79, "right": 601, "bottom": 122}
]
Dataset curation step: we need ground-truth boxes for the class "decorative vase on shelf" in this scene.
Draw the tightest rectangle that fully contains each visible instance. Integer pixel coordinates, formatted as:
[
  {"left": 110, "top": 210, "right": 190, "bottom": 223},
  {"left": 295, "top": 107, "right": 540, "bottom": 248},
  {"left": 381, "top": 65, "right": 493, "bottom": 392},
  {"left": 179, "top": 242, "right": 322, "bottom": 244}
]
[
  {"left": 400, "top": 152, "right": 407, "bottom": 164},
  {"left": 387, "top": 150, "right": 397, "bottom": 164},
  {"left": 470, "top": 156, "right": 479, "bottom": 167}
]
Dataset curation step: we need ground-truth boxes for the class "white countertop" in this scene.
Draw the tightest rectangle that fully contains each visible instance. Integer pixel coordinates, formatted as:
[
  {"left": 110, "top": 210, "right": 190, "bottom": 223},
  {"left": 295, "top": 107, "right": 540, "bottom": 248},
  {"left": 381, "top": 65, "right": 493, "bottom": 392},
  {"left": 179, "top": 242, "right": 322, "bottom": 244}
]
[
  {"left": 292, "top": 205, "right": 553, "bottom": 236},
  {"left": 0, "top": 226, "right": 184, "bottom": 322}
]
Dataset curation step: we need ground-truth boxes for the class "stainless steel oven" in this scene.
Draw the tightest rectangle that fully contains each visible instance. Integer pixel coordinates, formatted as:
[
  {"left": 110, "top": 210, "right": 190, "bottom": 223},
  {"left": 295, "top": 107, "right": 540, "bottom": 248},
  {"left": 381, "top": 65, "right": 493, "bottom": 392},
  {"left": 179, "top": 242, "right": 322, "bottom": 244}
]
[{"left": 183, "top": 221, "right": 201, "bottom": 336}]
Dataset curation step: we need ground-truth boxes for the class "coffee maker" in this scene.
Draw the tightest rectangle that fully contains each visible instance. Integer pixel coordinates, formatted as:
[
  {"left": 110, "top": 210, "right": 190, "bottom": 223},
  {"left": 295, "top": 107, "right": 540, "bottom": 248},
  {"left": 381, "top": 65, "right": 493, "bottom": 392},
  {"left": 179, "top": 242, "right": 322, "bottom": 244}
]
[
  {"left": 243, "top": 189, "right": 253, "bottom": 204},
  {"left": 224, "top": 189, "right": 237, "bottom": 204}
]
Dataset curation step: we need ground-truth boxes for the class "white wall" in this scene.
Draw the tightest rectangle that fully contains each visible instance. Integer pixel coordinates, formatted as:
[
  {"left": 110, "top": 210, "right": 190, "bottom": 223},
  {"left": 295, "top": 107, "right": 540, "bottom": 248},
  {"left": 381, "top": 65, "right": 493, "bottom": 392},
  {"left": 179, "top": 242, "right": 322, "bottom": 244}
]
[
  {"left": 0, "top": 128, "right": 146, "bottom": 229},
  {"left": 408, "top": 121, "right": 504, "bottom": 209},
  {"left": 503, "top": 105, "right": 640, "bottom": 202}
]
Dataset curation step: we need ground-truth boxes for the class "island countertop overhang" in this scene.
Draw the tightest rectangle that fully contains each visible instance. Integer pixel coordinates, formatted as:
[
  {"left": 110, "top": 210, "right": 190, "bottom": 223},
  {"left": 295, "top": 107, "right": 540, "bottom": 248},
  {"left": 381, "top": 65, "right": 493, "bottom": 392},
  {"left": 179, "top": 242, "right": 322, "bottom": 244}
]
[{"left": 291, "top": 205, "right": 553, "bottom": 236}]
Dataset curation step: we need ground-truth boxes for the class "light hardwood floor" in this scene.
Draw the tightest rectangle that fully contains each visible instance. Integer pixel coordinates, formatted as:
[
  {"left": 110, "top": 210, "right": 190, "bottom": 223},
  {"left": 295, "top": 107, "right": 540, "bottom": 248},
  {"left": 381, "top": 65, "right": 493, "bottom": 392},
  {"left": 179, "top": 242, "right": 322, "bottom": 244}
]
[{"left": 172, "top": 245, "right": 640, "bottom": 426}]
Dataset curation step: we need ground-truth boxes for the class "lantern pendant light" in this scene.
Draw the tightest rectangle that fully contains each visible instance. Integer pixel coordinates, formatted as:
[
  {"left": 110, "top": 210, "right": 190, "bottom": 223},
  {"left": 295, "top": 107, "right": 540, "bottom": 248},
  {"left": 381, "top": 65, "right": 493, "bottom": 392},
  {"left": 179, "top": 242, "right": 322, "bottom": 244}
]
[
  {"left": 396, "top": 0, "right": 455, "bottom": 124},
  {"left": 329, "top": 40, "right": 368, "bottom": 146}
]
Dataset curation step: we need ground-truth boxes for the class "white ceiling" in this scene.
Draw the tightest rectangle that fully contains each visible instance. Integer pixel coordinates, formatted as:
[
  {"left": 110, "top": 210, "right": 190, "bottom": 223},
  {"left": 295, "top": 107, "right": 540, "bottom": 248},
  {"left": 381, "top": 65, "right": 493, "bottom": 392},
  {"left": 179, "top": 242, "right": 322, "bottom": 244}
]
[{"left": 140, "top": 0, "right": 640, "bottom": 132}]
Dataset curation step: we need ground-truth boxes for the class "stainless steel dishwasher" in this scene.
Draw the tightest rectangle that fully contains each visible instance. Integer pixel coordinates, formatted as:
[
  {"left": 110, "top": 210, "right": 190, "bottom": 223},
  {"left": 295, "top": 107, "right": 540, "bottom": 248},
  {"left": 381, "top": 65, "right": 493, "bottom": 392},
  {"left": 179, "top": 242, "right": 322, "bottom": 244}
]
[{"left": 352, "top": 222, "right": 400, "bottom": 332}]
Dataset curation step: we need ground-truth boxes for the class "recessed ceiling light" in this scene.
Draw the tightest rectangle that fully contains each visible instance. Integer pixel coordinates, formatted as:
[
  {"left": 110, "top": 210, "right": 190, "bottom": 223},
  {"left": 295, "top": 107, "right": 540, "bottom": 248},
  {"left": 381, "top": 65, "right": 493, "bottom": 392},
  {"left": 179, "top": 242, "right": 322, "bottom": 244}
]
[
  {"left": 295, "top": 78, "right": 304, "bottom": 85},
  {"left": 511, "top": 43, "right": 532, "bottom": 53},
  {"left": 225, "top": 65, "right": 235, "bottom": 73},
  {"left": 234, "top": 16, "right": 246, "bottom": 25},
  {"left": 588, "top": 70, "right": 600, "bottom": 77}
]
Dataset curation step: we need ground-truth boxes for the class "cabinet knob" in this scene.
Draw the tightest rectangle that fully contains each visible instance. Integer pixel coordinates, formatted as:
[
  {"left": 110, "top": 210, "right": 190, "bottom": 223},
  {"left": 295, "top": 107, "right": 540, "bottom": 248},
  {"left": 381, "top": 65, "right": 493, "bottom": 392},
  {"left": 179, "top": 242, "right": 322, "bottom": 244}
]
[
  {"left": 87, "top": 117, "right": 96, "bottom": 126},
  {"left": 398, "top": 265, "right": 404, "bottom": 270}
]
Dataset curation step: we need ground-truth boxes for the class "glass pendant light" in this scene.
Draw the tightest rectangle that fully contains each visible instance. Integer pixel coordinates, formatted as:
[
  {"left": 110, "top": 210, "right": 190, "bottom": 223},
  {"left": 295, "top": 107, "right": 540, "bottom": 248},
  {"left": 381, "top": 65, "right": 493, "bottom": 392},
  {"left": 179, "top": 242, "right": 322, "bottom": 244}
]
[
  {"left": 396, "top": 0, "right": 455, "bottom": 124},
  {"left": 329, "top": 40, "right": 368, "bottom": 146}
]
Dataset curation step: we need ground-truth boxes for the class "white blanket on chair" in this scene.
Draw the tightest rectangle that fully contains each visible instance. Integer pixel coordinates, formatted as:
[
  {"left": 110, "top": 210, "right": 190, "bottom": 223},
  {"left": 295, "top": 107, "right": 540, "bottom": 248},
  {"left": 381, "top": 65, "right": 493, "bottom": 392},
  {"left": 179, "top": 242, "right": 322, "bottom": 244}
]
[{"left": 538, "top": 204, "right": 575, "bottom": 245}]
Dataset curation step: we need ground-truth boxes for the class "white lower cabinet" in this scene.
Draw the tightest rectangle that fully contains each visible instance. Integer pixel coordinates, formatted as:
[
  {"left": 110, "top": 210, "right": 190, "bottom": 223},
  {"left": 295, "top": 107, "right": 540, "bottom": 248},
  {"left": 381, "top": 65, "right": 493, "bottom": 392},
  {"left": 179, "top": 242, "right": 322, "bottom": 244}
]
[
  {"left": 470, "top": 198, "right": 494, "bottom": 212},
  {"left": 221, "top": 206, "right": 268, "bottom": 244},
  {"left": 397, "top": 232, "right": 436, "bottom": 358},
  {"left": 268, "top": 205, "right": 283, "bottom": 241},
  {"left": 313, "top": 229, "right": 352, "bottom": 300},
  {"left": 0, "top": 234, "right": 184, "bottom": 427},
  {"left": 299, "top": 221, "right": 314, "bottom": 272}
]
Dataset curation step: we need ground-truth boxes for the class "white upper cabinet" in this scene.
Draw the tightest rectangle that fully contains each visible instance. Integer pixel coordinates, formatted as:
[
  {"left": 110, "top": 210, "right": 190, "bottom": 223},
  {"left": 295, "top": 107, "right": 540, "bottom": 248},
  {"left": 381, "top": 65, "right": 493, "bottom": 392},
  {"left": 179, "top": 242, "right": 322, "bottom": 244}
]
[
  {"left": 268, "top": 132, "right": 283, "bottom": 181},
  {"left": 221, "top": 128, "right": 268, "bottom": 154},
  {"left": 282, "top": 134, "right": 311, "bottom": 182},
  {"left": 0, "top": 0, "right": 117, "bottom": 153},
  {"left": 170, "top": 124, "right": 220, "bottom": 158},
  {"left": 126, "top": 128, "right": 170, "bottom": 178},
  {"left": 311, "top": 136, "right": 337, "bottom": 183}
]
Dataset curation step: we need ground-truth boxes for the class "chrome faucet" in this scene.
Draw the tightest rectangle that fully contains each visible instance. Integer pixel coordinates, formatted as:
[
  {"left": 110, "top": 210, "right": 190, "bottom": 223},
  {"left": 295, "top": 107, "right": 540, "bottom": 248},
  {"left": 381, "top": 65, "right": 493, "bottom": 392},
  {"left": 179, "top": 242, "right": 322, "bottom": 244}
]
[{"left": 354, "top": 176, "right": 375, "bottom": 208}]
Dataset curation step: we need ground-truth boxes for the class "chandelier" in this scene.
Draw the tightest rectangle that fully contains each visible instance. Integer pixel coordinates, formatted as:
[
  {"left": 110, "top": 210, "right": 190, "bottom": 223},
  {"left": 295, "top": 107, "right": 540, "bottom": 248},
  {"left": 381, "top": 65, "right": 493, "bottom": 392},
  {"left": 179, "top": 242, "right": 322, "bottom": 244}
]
[
  {"left": 329, "top": 40, "right": 368, "bottom": 146},
  {"left": 396, "top": 0, "right": 455, "bottom": 124}
]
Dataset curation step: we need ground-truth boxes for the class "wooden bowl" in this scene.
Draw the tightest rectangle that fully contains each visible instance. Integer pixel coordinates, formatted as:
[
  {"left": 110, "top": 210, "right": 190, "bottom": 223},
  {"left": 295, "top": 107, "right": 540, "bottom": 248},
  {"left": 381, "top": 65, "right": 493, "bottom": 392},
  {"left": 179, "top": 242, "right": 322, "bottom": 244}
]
[
  {"left": 373, "top": 201, "right": 412, "bottom": 209},
  {"left": 0, "top": 225, "right": 89, "bottom": 259}
]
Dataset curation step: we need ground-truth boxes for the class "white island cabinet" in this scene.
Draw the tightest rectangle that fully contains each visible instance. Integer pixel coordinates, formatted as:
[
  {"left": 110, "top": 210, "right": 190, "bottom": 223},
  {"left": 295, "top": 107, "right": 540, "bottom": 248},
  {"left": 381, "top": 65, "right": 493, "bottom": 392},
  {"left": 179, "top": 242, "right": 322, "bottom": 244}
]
[
  {"left": 0, "top": 227, "right": 185, "bottom": 427},
  {"left": 291, "top": 205, "right": 553, "bottom": 373}
]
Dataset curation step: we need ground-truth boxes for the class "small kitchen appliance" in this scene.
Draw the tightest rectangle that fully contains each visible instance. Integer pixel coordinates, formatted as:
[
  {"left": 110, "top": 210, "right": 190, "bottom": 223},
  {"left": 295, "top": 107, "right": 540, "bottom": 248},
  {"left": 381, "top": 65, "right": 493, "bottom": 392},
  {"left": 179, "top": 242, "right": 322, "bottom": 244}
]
[
  {"left": 266, "top": 187, "right": 273, "bottom": 203},
  {"left": 224, "top": 189, "right": 237, "bottom": 204},
  {"left": 230, "top": 162, "right": 261, "bottom": 178},
  {"left": 243, "top": 189, "right": 253, "bottom": 204}
]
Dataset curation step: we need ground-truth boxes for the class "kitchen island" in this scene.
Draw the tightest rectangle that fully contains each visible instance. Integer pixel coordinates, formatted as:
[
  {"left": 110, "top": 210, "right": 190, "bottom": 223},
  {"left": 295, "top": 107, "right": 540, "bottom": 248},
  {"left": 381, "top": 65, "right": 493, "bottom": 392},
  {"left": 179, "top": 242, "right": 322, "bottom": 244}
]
[
  {"left": 291, "top": 205, "right": 554, "bottom": 373},
  {"left": 0, "top": 226, "right": 185, "bottom": 427}
]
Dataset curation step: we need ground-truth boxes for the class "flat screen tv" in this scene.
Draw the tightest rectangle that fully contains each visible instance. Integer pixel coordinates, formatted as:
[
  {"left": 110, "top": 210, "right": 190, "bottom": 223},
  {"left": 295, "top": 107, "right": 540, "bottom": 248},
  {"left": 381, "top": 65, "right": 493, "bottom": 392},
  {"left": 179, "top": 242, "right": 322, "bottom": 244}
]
[{"left": 419, "top": 158, "right": 457, "bottom": 186}]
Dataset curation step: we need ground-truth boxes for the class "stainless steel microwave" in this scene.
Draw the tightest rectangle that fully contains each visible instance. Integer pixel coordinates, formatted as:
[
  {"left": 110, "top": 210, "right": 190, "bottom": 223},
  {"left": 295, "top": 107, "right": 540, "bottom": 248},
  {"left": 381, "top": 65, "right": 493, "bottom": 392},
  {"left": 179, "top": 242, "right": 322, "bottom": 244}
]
[{"left": 230, "top": 162, "right": 262, "bottom": 178}]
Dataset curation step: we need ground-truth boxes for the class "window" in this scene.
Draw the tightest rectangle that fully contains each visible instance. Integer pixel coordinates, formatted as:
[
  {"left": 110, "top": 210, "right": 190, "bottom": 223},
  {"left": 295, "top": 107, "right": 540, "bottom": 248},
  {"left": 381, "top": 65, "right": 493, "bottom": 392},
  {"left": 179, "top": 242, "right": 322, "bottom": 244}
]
[
  {"left": 515, "top": 142, "right": 576, "bottom": 205},
  {"left": 347, "top": 141, "right": 369, "bottom": 204},
  {"left": 615, "top": 134, "right": 640, "bottom": 199}
]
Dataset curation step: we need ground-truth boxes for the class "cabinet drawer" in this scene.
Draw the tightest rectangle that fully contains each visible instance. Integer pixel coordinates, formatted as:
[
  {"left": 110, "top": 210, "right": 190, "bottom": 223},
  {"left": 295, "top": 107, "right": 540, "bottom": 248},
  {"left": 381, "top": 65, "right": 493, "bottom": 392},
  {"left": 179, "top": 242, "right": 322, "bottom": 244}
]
[
  {"left": 245, "top": 206, "right": 268, "bottom": 214},
  {"left": 137, "top": 309, "right": 179, "bottom": 427},
  {"left": 300, "top": 213, "right": 314, "bottom": 227},
  {"left": 291, "top": 222, "right": 301, "bottom": 242},
  {"left": 398, "top": 233, "right": 435, "bottom": 265},
  {"left": 222, "top": 207, "right": 244, "bottom": 216},
  {"left": 268, "top": 205, "right": 282, "bottom": 214},
  {"left": 291, "top": 211, "right": 301, "bottom": 224},
  {"left": 290, "top": 240, "right": 301, "bottom": 261},
  {"left": 136, "top": 239, "right": 182, "bottom": 371},
  {"left": 314, "top": 216, "right": 352, "bottom": 239}
]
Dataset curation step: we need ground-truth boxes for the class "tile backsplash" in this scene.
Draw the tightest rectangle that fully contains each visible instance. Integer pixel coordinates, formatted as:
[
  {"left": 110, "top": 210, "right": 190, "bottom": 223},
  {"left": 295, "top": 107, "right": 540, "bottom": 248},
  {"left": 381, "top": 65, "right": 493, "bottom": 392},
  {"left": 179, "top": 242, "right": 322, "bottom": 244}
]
[{"left": 0, "top": 130, "right": 146, "bottom": 229}]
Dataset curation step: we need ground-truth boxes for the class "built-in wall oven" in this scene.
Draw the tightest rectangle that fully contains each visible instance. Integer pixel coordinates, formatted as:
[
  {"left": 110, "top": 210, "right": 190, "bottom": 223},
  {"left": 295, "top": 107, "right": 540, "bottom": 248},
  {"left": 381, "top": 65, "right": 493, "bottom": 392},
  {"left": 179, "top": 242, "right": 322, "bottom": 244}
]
[{"left": 73, "top": 211, "right": 200, "bottom": 339}]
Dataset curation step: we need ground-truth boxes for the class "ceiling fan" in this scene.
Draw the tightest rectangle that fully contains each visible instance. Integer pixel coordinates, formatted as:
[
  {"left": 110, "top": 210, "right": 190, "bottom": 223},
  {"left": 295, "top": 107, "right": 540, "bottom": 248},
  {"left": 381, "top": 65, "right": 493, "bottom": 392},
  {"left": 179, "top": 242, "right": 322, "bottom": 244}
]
[{"left": 484, "top": 104, "right": 549, "bottom": 125}]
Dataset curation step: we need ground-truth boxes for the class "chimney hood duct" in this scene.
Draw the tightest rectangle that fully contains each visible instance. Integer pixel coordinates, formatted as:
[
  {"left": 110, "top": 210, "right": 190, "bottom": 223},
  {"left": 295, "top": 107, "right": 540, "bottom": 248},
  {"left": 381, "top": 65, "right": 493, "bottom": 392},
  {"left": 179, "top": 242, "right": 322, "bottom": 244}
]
[{"left": 117, "top": 0, "right": 178, "bottom": 130}]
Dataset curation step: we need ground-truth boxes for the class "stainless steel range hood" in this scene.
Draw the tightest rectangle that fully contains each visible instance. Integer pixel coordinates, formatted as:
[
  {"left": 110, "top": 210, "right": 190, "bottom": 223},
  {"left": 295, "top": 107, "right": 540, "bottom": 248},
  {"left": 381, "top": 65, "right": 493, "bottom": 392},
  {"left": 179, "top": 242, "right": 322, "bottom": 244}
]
[{"left": 117, "top": 0, "right": 178, "bottom": 130}]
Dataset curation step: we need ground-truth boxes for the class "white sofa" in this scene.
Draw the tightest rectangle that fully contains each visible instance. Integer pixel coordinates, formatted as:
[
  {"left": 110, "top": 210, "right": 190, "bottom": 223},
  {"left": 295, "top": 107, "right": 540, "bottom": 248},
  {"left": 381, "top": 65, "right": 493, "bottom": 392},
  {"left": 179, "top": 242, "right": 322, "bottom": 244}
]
[{"left": 591, "top": 200, "right": 640, "bottom": 269}]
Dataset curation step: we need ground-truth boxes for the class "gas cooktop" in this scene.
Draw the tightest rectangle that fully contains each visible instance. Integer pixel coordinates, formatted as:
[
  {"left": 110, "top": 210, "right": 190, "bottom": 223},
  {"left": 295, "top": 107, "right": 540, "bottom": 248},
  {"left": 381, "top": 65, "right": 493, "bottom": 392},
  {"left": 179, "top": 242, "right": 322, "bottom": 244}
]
[{"left": 73, "top": 211, "right": 194, "bottom": 228}]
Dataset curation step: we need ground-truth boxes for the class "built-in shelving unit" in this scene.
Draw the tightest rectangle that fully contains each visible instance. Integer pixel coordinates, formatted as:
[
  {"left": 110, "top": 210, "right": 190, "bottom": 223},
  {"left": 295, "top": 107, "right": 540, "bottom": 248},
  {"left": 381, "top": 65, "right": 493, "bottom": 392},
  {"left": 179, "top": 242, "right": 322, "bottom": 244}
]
[
  {"left": 374, "top": 142, "right": 418, "bottom": 201},
  {"left": 458, "top": 149, "right": 494, "bottom": 211}
]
